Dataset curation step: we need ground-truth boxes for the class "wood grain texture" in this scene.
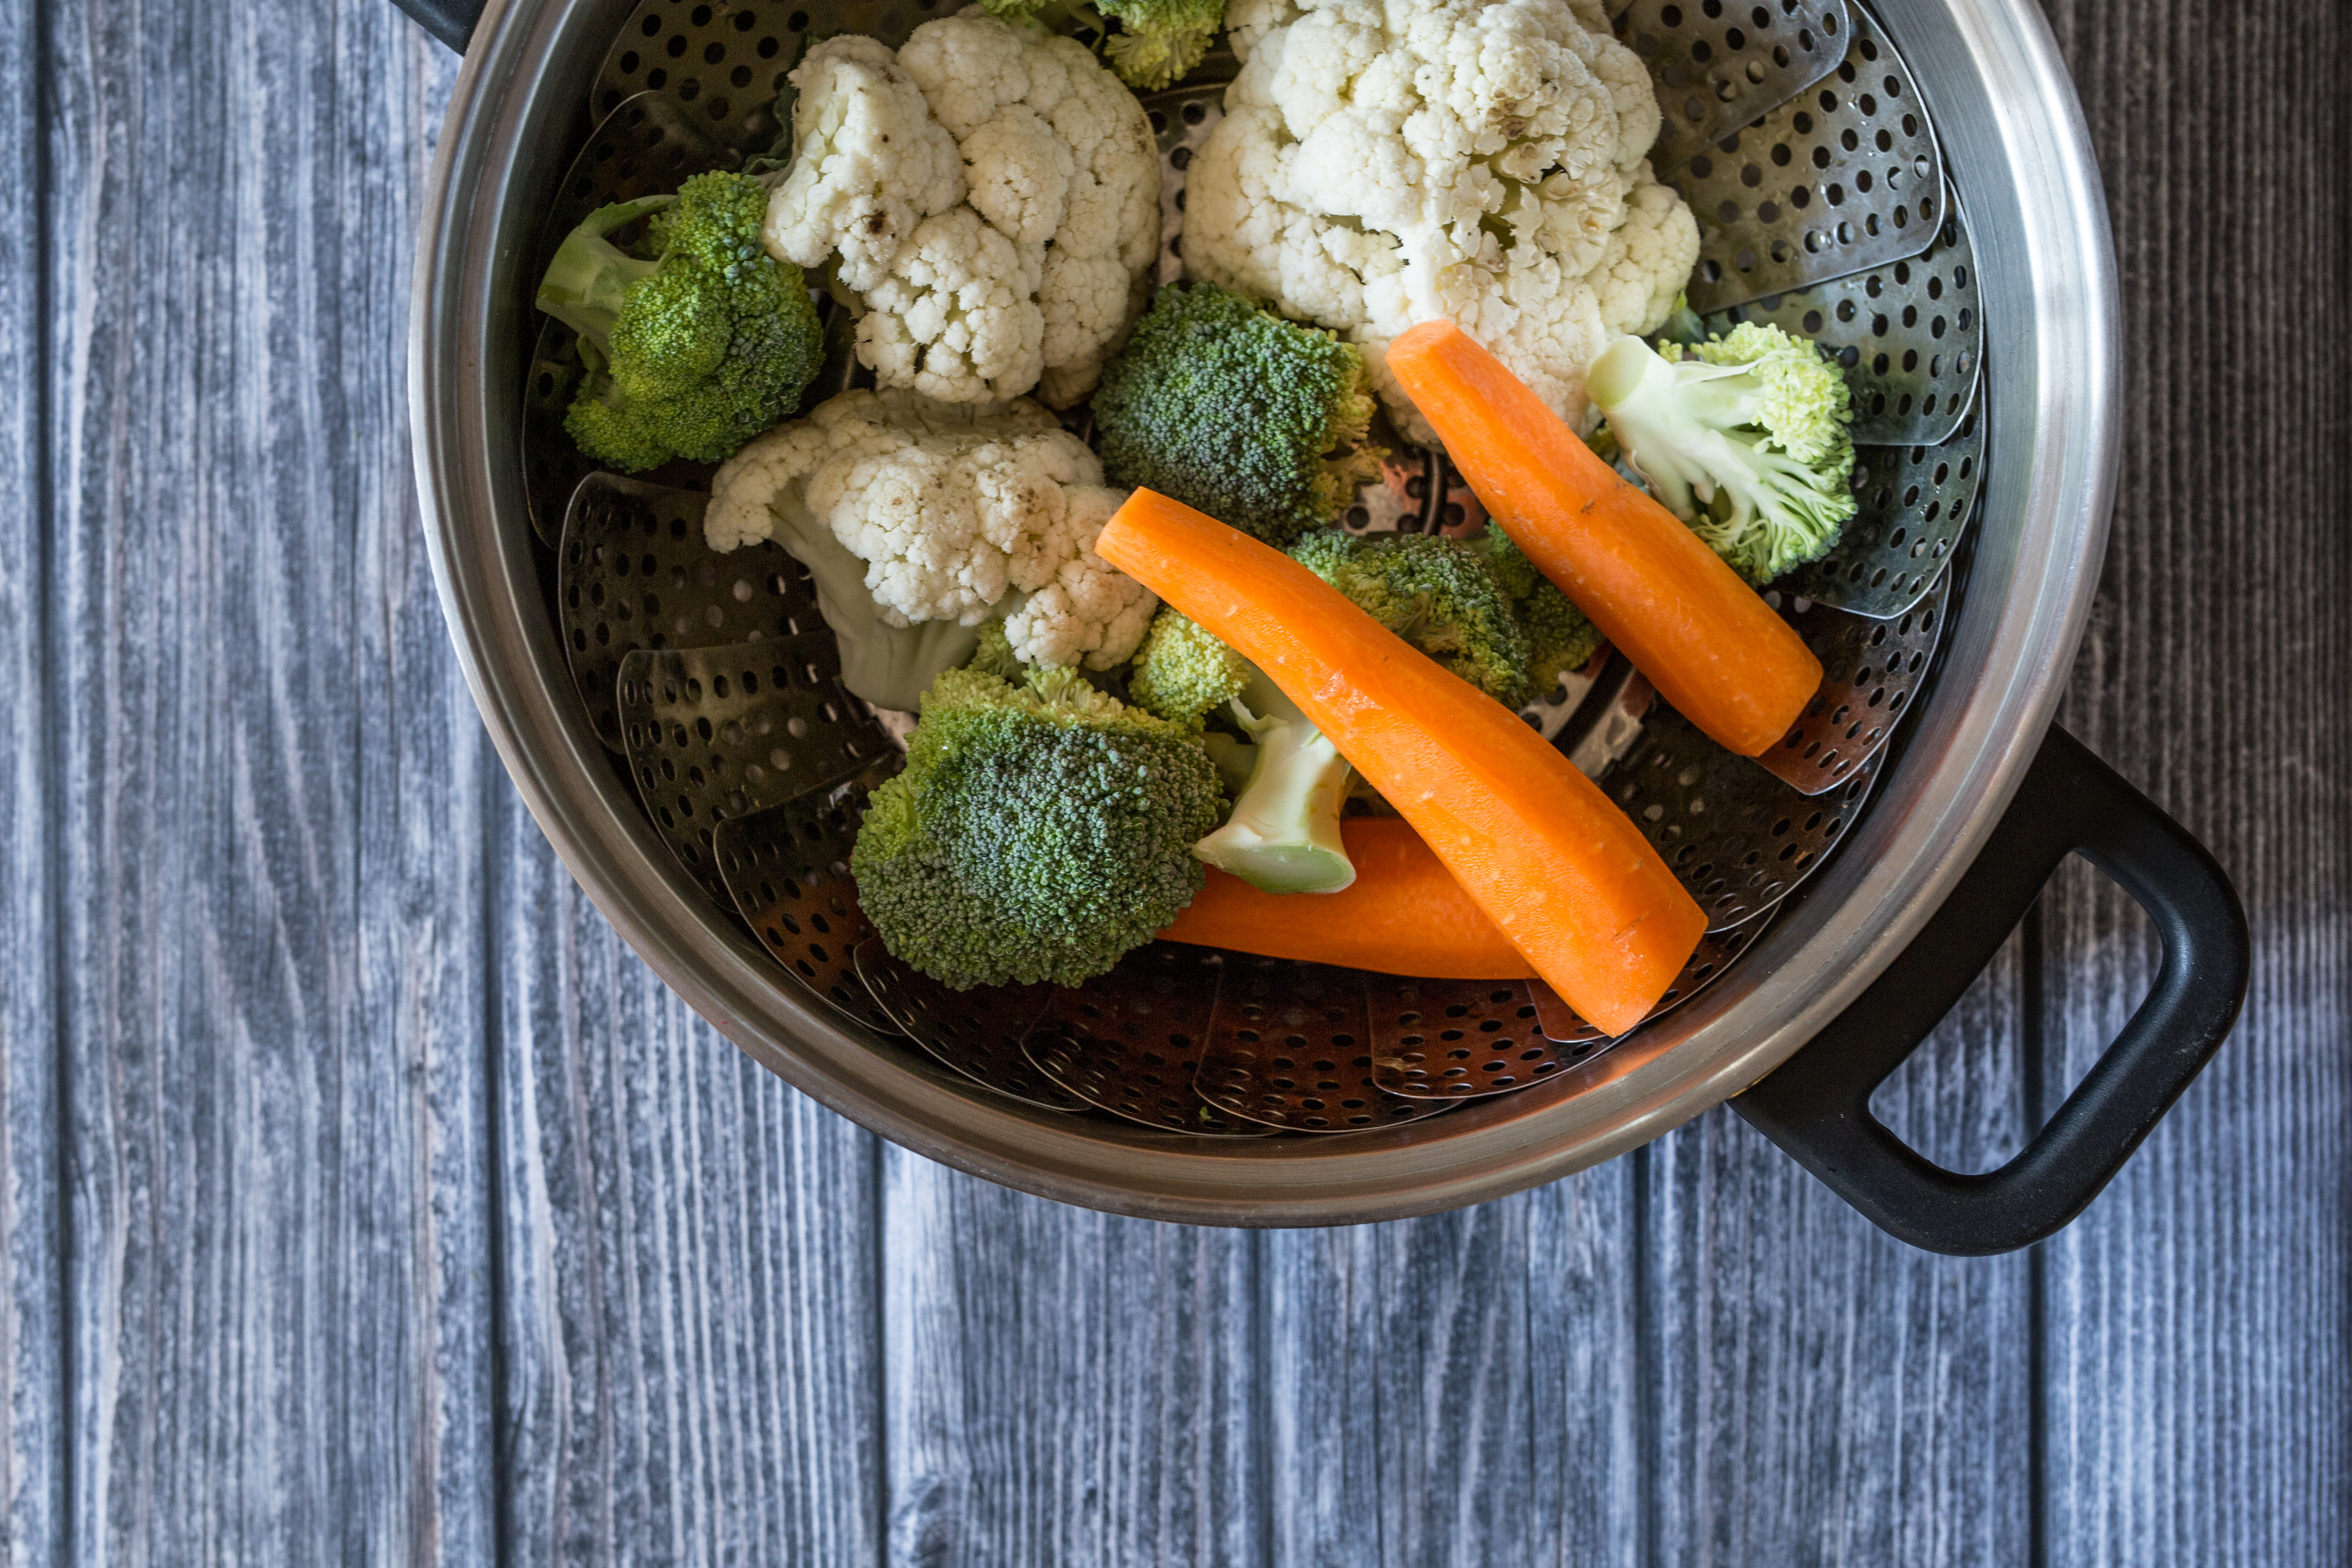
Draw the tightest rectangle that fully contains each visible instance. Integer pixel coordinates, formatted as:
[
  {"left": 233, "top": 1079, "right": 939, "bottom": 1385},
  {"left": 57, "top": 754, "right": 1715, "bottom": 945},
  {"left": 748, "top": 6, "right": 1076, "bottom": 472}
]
[
  {"left": 44, "top": 0, "right": 489, "bottom": 1561},
  {"left": 880, "top": 1152, "right": 1260, "bottom": 1568},
  {"left": 1, "top": 0, "right": 60, "bottom": 1559},
  {"left": 1260, "top": 1171, "right": 1639, "bottom": 1568},
  {"left": 1642, "top": 947, "right": 2033, "bottom": 1568},
  {"left": 495, "top": 817, "right": 883, "bottom": 1566},
  {"left": 2032, "top": 0, "right": 2352, "bottom": 1559}
]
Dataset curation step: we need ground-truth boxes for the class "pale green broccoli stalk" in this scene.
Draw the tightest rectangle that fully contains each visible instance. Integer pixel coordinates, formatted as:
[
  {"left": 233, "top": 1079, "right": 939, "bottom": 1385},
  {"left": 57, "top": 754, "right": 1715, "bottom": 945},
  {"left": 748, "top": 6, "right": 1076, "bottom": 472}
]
[
  {"left": 851, "top": 665, "right": 1222, "bottom": 988},
  {"left": 1091, "top": 283, "right": 1385, "bottom": 547},
  {"left": 1470, "top": 523, "right": 1604, "bottom": 698},
  {"left": 1587, "top": 323, "right": 1857, "bottom": 585},
  {"left": 538, "top": 172, "right": 825, "bottom": 472},
  {"left": 1191, "top": 673, "right": 1356, "bottom": 894}
]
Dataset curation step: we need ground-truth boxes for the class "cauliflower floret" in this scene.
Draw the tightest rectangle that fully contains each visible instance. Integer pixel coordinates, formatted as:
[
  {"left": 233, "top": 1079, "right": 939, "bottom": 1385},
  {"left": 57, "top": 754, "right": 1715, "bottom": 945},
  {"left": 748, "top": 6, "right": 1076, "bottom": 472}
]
[
  {"left": 1185, "top": 0, "right": 1697, "bottom": 441},
  {"left": 1000, "top": 487, "right": 1159, "bottom": 668},
  {"left": 763, "top": 14, "right": 1160, "bottom": 409},
  {"left": 707, "top": 389, "right": 1158, "bottom": 674}
]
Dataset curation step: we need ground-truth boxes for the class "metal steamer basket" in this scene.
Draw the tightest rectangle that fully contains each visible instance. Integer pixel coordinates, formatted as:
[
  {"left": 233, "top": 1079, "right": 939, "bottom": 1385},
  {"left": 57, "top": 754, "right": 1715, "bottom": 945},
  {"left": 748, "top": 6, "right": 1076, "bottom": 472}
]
[{"left": 409, "top": 0, "right": 2250, "bottom": 1252}]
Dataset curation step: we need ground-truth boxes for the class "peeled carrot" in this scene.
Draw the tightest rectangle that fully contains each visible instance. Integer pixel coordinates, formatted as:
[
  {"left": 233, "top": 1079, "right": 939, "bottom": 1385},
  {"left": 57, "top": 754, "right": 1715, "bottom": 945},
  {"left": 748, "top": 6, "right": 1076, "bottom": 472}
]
[
  {"left": 1162, "top": 818, "right": 1537, "bottom": 979},
  {"left": 1098, "top": 489, "right": 1705, "bottom": 1035},
  {"left": 1386, "top": 320, "right": 1821, "bottom": 758}
]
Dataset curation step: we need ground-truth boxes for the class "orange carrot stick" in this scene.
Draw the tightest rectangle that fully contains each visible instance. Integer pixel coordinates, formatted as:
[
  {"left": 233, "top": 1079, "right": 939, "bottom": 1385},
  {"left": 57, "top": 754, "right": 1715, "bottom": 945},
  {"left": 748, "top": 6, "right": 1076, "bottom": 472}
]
[
  {"left": 1099, "top": 489, "right": 1704, "bottom": 1035},
  {"left": 1162, "top": 818, "right": 1537, "bottom": 979},
  {"left": 1386, "top": 320, "right": 1821, "bottom": 758}
]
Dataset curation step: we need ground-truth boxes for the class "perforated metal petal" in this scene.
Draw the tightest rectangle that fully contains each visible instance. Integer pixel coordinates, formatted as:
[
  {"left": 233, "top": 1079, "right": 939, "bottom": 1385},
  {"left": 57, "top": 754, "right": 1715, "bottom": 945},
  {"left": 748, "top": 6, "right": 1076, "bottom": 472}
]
[
  {"left": 850, "top": 937, "right": 1081, "bottom": 1110},
  {"left": 1519, "top": 917, "right": 1773, "bottom": 1045},
  {"left": 1022, "top": 947, "right": 1268, "bottom": 1135},
  {"left": 560, "top": 477, "right": 825, "bottom": 751},
  {"left": 1194, "top": 959, "right": 1453, "bottom": 1133},
  {"left": 594, "top": 0, "right": 872, "bottom": 137},
  {"left": 1702, "top": 199, "right": 1980, "bottom": 445},
  {"left": 1610, "top": 0, "right": 1850, "bottom": 175},
  {"left": 1788, "top": 404, "right": 1982, "bottom": 616},
  {"left": 1145, "top": 84, "right": 1227, "bottom": 285},
  {"left": 1755, "top": 568, "right": 1947, "bottom": 793},
  {"left": 713, "top": 787, "right": 899, "bottom": 1035},
  {"left": 1366, "top": 979, "right": 1566, "bottom": 1099},
  {"left": 618, "top": 636, "right": 886, "bottom": 897},
  {"left": 1670, "top": 6, "right": 1945, "bottom": 311},
  {"left": 1599, "top": 705, "right": 1878, "bottom": 924}
]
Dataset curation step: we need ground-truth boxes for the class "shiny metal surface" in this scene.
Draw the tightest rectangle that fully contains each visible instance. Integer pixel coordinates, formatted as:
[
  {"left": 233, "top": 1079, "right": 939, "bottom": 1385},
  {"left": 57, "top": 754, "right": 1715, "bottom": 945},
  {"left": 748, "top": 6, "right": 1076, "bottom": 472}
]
[{"left": 413, "top": 0, "right": 2118, "bottom": 1224}]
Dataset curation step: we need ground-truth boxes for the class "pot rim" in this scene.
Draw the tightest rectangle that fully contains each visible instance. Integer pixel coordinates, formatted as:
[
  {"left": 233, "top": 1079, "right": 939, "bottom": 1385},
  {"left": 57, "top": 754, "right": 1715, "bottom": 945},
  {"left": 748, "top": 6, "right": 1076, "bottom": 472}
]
[{"left": 411, "top": 0, "right": 2119, "bottom": 1226}]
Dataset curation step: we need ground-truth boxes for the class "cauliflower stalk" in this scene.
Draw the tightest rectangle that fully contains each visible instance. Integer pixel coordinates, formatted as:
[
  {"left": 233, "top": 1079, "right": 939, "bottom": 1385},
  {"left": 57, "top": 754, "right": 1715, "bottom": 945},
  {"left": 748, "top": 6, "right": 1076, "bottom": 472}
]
[
  {"left": 762, "top": 15, "right": 1161, "bottom": 409},
  {"left": 1185, "top": 0, "right": 1700, "bottom": 441},
  {"left": 706, "top": 388, "right": 1156, "bottom": 700}
]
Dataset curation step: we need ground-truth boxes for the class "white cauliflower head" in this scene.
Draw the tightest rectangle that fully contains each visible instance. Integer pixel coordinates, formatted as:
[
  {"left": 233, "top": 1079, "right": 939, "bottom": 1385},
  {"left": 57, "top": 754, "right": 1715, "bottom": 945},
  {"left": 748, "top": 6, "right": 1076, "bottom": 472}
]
[
  {"left": 763, "top": 12, "right": 1161, "bottom": 409},
  {"left": 1186, "top": 0, "right": 1696, "bottom": 441},
  {"left": 706, "top": 389, "right": 1156, "bottom": 673}
]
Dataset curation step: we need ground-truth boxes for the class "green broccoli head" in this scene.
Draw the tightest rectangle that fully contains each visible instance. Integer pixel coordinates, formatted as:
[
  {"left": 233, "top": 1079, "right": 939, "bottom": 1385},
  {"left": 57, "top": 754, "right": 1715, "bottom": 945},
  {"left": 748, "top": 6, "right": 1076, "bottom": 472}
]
[
  {"left": 1099, "top": 0, "right": 1224, "bottom": 88},
  {"left": 540, "top": 172, "right": 824, "bottom": 472},
  {"left": 1091, "top": 282, "right": 1385, "bottom": 547},
  {"left": 851, "top": 664, "right": 1222, "bottom": 989},
  {"left": 1587, "top": 323, "right": 1857, "bottom": 586},
  {"left": 1473, "top": 523, "right": 1602, "bottom": 698},
  {"left": 1290, "top": 527, "right": 1534, "bottom": 708},
  {"left": 1127, "top": 606, "right": 1251, "bottom": 727}
]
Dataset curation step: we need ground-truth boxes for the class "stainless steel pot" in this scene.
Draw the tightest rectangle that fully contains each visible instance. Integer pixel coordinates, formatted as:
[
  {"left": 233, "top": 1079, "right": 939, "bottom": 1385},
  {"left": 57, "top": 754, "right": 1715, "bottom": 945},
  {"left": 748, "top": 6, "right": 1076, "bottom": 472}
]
[{"left": 407, "top": 0, "right": 2248, "bottom": 1250}]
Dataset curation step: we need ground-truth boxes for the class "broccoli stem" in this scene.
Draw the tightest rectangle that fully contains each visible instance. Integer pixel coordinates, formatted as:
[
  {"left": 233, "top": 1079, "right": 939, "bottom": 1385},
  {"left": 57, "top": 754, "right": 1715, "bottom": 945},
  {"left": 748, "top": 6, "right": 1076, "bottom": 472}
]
[
  {"left": 535, "top": 194, "right": 674, "bottom": 353},
  {"left": 1191, "top": 674, "right": 1357, "bottom": 894}
]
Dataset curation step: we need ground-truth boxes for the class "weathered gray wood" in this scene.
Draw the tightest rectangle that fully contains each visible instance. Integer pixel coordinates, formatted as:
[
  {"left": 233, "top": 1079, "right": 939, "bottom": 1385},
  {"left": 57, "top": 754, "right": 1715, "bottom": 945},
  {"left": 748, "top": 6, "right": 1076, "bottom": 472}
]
[
  {"left": 45, "top": 1, "right": 490, "bottom": 1562},
  {"left": 1642, "top": 948, "right": 2034, "bottom": 1567},
  {"left": 879, "top": 1150, "right": 1262, "bottom": 1566},
  {"left": 494, "top": 819, "right": 883, "bottom": 1565},
  {"left": 1260, "top": 1171, "right": 1640, "bottom": 1568},
  {"left": 1, "top": 0, "right": 60, "bottom": 1558},
  {"left": 2033, "top": 0, "right": 2352, "bottom": 1558}
]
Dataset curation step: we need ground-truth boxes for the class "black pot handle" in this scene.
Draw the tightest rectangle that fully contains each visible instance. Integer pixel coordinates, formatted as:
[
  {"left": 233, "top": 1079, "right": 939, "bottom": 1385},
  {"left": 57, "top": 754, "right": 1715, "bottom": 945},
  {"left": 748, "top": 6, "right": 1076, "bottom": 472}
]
[
  {"left": 391, "top": 0, "right": 483, "bottom": 52},
  {"left": 1731, "top": 724, "right": 2248, "bottom": 1256}
]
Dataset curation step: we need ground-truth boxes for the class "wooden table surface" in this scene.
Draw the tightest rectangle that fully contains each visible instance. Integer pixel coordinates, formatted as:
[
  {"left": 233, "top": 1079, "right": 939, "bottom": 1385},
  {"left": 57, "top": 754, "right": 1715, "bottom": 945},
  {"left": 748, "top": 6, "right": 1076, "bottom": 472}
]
[{"left": 2, "top": 0, "right": 2344, "bottom": 1561}]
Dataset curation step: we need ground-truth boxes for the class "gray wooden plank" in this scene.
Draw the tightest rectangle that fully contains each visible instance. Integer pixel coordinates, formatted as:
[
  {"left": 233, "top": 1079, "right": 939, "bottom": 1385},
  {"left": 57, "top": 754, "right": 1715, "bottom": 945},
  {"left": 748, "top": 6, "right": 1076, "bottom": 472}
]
[
  {"left": 2033, "top": 0, "right": 2352, "bottom": 1558},
  {"left": 1643, "top": 946, "right": 2033, "bottom": 1567},
  {"left": 46, "top": 0, "right": 490, "bottom": 1560},
  {"left": 494, "top": 819, "right": 883, "bottom": 1566},
  {"left": 1270, "top": 1175, "right": 1637, "bottom": 1568},
  {"left": 1261, "top": 1171, "right": 1641, "bottom": 1568},
  {"left": 880, "top": 1150, "right": 1261, "bottom": 1568},
  {"left": 0, "top": 0, "right": 60, "bottom": 1556}
]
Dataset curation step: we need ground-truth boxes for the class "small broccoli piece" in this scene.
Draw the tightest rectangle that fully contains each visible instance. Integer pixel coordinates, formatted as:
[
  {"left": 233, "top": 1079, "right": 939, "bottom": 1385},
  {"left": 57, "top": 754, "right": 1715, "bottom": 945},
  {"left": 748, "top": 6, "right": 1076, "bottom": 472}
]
[
  {"left": 978, "top": 0, "right": 1219, "bottom": 89},
  {"left": 538, "top": 172, "right": 824, "bottom": 472},
  {"left": 1587, "top": 323, "right": 1858, "bottom": 585},
  {"left": 1191, "top": 672, "right": 1357, "bottom": 894},
  {"left": 852, "top": 665, "right": 1222, "bottom": 988},
  {"left": 1471, "top": 523, "right": 1602, "bottom": 698},
  {"left": 1099, "top": 0, "right": 1225, "bottom": 88},
  {"left": 1290, "top": 527, "right": 1533, "bottom": 707},
  {"left": 1127, "top": 606, "right": 1251, "bottom": 727},
  {"left": 1091, "top": 283, "right": 1385, "bottom": 547}
]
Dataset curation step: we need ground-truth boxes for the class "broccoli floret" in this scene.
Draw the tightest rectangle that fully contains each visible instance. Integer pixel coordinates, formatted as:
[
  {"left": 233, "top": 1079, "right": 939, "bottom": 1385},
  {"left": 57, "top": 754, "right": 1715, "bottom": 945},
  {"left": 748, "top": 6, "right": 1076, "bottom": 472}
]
[
  {"left": 852, "top": 665, "right": 1222, "bottom": 988},
  {"left": 1587, "top": 323, "right": 1857, "bottom": 585},
  {"left": 538, "top": 172, "right": 824, "bottom": 472},
  {"left": 1191, "top": 672, "right": 1357, "bottom": 894},
  {"left": 1471, "top": 523, "right": 1602, "bottom": 697},
  {"left": 978, "top": 0, "right": 1220, "bottom": 89},
  {"left": 1099, "top": 0, "right": 1224, "bottom": 88},
  {"left": 1127, "top": 606, "right": 1251, "bottom": 727},
  {"left": 1091, "top": 283, "right": 1385, "bottom": 547},
  {"left": 1291, "top": 527, "right": 1533, "bottom": 707}
]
